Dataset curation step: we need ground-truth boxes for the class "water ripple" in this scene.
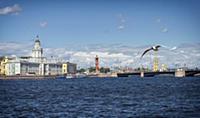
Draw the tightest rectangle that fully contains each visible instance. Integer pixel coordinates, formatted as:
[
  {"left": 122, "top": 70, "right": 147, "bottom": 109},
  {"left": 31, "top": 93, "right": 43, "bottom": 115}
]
[{"left": 0, "top": 77, "right": 200, "bottom": 117}]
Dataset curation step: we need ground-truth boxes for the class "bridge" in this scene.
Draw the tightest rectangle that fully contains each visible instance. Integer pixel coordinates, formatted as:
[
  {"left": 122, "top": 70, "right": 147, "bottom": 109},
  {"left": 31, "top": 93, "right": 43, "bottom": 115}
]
[{"left": 117, "top": 70, "right": 200, "bottom": 77}]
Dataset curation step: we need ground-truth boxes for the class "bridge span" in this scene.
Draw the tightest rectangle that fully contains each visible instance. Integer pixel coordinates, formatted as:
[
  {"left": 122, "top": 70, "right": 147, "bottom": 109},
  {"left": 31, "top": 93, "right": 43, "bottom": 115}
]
[{"left": 117, "top": 70, "right": 200, "bottom": 77}]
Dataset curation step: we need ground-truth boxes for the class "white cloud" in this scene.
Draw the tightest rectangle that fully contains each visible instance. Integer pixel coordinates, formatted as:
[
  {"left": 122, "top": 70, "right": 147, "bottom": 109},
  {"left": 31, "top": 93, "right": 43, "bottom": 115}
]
[
  {"left": 156, "top": 18, "right": 161, "bottom": 23},
  {"left": 161, "top": 27, "right": 168, "bottom": 33},
  {"left": 0, "top": 4, "right": 22, "bottom": 15},
  {"left": 117, "top": 13, "right": 126, "bottom": 31},
  {"left": 156, "top": 18, "right": 169, "bottom": 33},
  {"left": 117, "top": 25, "right": 125, "bottom": 30},
  {"left": 119, "top": 14, "right": 126, "bottom": 23},
  {"left": 40, "top": 21, "right": 48, "bottom": 28},
  {"left": 0, "top": 42, "right": 32, "bottom": 56},
  {"left": 0, "top": 42, "right": 200, "bottom": 69}
]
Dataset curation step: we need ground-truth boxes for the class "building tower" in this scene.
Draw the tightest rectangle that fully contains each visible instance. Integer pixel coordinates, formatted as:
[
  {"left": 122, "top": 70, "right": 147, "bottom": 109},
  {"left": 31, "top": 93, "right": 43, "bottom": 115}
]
[
  {"left": 32, "top": 35, "right": 43, "bottom": 58},
  {"left": 95, "top": 55, "right": 100, "bottom": 73},
  {"left": 153, "top": 51, "right": 159, "bottom": 72}
]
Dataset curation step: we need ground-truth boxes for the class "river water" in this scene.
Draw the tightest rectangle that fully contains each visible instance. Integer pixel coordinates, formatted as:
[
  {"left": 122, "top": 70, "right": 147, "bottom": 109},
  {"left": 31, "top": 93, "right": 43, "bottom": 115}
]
[{"left": 0, "top": 77, "right": 200, "bottom": 117}]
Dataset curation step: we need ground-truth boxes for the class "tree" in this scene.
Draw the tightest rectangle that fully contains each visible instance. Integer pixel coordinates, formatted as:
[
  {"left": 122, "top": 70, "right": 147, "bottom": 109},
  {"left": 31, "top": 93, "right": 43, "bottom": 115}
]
[
  {"left": 100, "top": 67, "right": 110, "bottom": 73},
  {"left": 77, "top": 68, "right": 86, "bottom": 73},
  {"left": 88, "top": 67, "right": 96, "bottom": 73}
]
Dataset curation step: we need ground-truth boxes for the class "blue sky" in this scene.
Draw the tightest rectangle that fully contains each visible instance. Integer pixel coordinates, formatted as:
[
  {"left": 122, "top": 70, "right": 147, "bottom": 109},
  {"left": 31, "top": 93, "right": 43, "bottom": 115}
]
[
  {"left": 1, "top": 0, "right": 200, "bottom": 68},
  {"left": 0, "top": 0, "right": 200, "bottom": 48}
]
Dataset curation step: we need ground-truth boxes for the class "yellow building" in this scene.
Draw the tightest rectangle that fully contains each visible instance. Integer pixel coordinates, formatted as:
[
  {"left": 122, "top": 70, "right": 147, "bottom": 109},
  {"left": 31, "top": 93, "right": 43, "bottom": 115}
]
[
  {"left": 0, "top": 56, "right": 9, "bottom": 75},
  {"left": 62, "top": 62, "right": 77, "bottom": 75},
  {"left": 62, "top": 63, "right": 67, "bottom": 74}
]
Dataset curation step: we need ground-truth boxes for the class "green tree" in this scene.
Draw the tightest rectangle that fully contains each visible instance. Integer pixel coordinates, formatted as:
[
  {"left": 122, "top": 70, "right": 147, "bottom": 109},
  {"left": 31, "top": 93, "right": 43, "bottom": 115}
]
[
  {"left": 88, "top": 67, "right": 96, "bottom": 73},
  {"left": 100, "top": 67, "right": 110, "bottom": 73},
  {"left": 77, "top": 68, "right": 86, "bottom": 73}
]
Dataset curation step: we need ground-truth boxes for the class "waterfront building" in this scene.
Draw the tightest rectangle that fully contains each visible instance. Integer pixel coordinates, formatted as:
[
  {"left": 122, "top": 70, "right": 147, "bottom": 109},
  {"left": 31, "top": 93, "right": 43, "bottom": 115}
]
[
  {"left": 44, "top": 63, "right": 62, "bottom": 75},
  {"left": 62, "top": 62, "right": 77, "bottom": 75},
  {"left": 4, "top": 36, "right": 76, "bottom": 76},
  {"left": 5, "top": 58, "right": 40, "bottom": 75},
  {"left": 0, "top": 57, "right": 5, "bottom": 75},
  {"left": 0, "top": 56, "right": 12, "bottom": 75}
]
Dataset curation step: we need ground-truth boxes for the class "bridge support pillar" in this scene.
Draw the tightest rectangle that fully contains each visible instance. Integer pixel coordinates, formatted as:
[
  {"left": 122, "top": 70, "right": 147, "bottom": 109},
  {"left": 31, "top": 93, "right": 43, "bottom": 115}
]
[
  {"left": 175, "top": 69, "right": 185, "bottom": 77},
  {"left": 140, "top": 71, "right": 144, "bottom": 77}
]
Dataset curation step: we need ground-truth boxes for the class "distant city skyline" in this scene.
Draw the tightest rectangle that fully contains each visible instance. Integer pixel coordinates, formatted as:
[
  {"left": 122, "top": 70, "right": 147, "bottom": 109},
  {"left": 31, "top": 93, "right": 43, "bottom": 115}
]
[{"left": 0, "top": 0, "right": 200, "bottom": 68}]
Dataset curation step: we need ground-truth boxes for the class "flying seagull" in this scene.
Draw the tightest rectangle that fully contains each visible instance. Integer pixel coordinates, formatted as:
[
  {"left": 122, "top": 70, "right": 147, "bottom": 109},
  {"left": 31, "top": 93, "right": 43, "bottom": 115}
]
[{"left": 141, "top": 45, "right": 161, "bottom": 59}]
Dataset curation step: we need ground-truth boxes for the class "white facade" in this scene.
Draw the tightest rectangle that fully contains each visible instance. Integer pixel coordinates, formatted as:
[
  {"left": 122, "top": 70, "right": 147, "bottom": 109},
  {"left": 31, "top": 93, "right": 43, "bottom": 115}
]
[
  {"left": 44, "top": 63, "right": 62, "bottom": 75},
  {"left": 5, "top": 59, "right": 40, "bottom": 75},
  {"left": 5, "top": 59, "right": 63, "bottom": 76},
  {"left": 5, "top": 61, "right": 20, "bottom": 75}
]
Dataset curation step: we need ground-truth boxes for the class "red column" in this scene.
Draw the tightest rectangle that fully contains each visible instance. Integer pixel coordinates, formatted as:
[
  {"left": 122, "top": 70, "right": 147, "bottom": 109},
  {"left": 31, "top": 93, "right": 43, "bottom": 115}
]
[{"left": 95, "top": 55, "right": 99, "bottom": 73}]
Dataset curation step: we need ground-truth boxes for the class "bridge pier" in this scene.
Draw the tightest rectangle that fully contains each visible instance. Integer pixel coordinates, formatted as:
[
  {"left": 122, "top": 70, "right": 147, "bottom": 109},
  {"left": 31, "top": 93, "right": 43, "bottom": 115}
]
[
  {"left": 175, "top": 69, "right": 185, "bottom": 77},
  {"left": 140, "top": 71, "right": 144, "bottom": 77}
]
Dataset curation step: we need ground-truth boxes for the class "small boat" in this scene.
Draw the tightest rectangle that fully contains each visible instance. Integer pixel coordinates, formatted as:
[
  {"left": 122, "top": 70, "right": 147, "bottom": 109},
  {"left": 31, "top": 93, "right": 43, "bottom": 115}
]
[
  {"left": 66, "top": 74, "right": 74, "bottom": 79},
  {"left": 56, "top": 75, "right": 74, "bottom": 79}
]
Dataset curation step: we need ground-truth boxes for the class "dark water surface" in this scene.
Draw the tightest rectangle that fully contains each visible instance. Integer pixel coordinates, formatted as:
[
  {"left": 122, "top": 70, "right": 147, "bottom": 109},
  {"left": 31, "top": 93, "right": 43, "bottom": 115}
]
[{"left": 0, "top": 77, "right": 200, "bottom": 117}]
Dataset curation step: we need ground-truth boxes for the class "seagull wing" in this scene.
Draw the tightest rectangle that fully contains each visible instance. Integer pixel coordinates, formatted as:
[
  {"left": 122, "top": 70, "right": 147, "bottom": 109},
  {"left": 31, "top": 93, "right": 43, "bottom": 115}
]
[
  {"left": 155, "top": 45, "right": 161, "bottom": 49},
  {"left": 141, "top": 48, "right": 153, "bottom": 59}
]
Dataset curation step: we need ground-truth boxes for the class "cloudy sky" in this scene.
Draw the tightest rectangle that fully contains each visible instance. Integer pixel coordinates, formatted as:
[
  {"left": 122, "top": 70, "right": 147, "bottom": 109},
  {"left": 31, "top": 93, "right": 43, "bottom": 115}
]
[{"left": 0, "top": 0, "right": 200, "bottom": 69}]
